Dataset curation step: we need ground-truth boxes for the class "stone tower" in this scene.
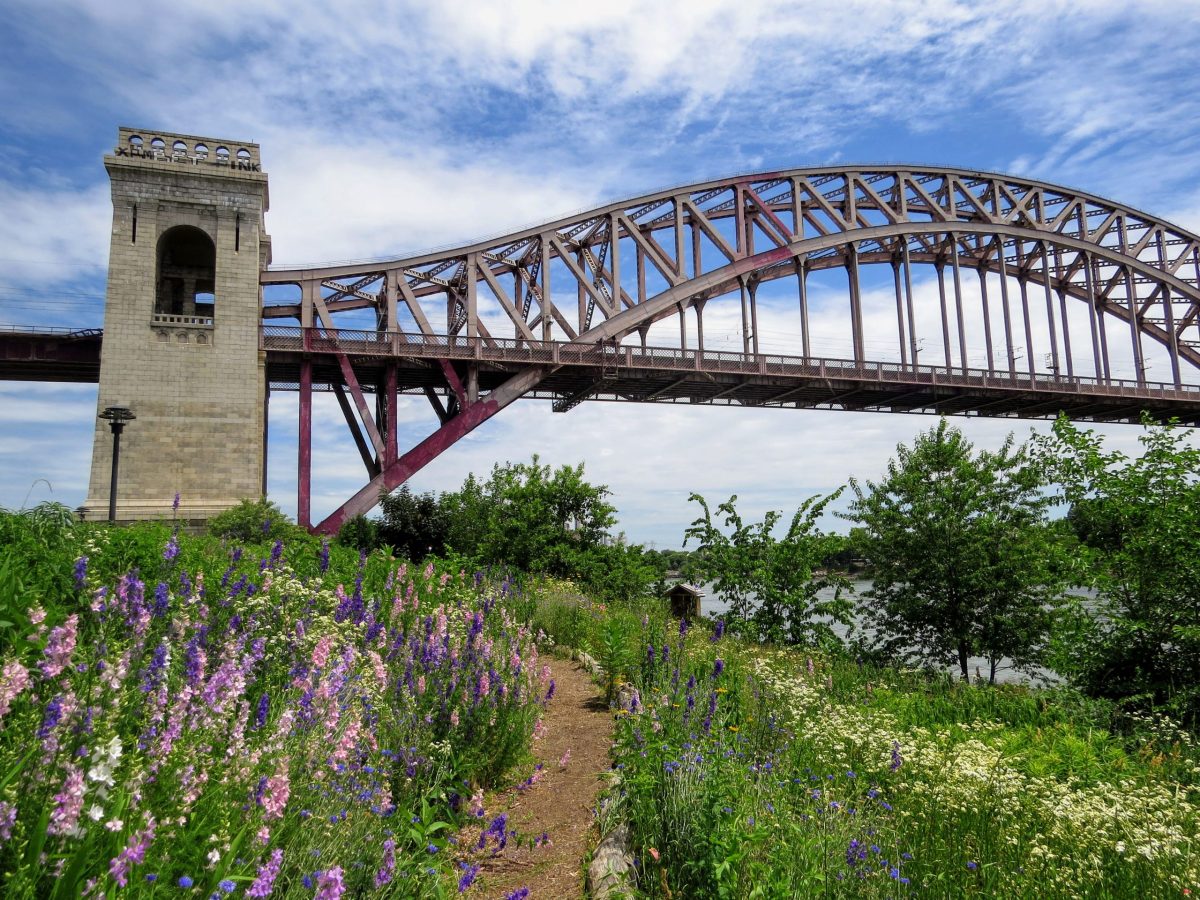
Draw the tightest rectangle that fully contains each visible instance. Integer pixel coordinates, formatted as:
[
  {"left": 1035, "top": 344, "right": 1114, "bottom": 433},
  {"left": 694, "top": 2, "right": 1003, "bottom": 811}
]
[{"left": 81, "top": 127, "right": 271, "bottom": 523}]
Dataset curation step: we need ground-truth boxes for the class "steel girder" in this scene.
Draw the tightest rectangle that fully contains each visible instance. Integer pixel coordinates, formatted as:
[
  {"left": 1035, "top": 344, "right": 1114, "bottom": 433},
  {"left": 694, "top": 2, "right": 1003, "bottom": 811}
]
[{"left": 260, "top": 166, "right": 1200, "bottom": 533}]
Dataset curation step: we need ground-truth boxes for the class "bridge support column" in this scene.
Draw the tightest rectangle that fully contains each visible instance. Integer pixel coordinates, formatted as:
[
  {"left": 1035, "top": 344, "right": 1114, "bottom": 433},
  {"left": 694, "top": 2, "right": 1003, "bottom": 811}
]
[{"left": 298, "top": 359, "right": 312, "bottom": 529}]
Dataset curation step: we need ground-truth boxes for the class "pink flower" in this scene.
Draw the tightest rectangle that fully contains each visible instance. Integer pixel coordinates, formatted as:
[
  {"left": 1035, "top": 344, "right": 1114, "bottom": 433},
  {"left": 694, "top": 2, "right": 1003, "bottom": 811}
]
[
  {"left": 47, "top": 765, "right": 85, "bottom": 837},
  {"left": 559, "top": 749, "right": 571, "bottom": 770},
  {"left": 262, "top": 760, "right": 291, "bottom": 820},
  {"left": 450, "top": 709, "right": 460, "bottom": 728},
  {"left": 416, "top": 675, "right": 426, "bottom": 695},
  {"left": 314, "top": 866, "right": 345, "bottom": 900},
  {"left": 311, "top": 635, "right": 334, "bottom": 670},
  {"left": 0, "top": 660, "right": 30, "bottom": 720},
  {"left": 468, "top": 790, "right": 485, "bottom": 818},
  {"left": 41, "top": 615, "right": 78, "bottom": 679}
]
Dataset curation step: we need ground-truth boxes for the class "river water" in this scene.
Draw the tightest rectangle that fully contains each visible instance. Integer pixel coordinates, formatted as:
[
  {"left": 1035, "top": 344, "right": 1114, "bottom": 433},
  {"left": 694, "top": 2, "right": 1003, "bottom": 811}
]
[{"left": 696, "top": 579, "right": 1096, "bottom": 685}]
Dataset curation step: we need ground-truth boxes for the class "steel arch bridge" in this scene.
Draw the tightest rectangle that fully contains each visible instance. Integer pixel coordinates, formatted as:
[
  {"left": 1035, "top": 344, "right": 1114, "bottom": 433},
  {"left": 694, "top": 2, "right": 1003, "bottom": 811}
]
[{"left": 257, "top": 166, "right": 1200, "bottom": 532}]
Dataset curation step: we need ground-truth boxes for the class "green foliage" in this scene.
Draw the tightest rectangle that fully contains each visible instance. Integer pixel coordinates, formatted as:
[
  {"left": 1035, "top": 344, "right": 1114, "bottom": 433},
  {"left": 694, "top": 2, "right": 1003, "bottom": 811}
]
[
  {"left": 0, "top": 503, "right": 83, "bottom": 653},
  {"left": 1035, "top": 415, "right": 1200, "bottom": 726},
  {"left": 335, "top": 513, "right": 380, "bottom": 553},
  {"left": 459, "top": 455, "right": 617, "bottom": 574},
  {"left": 588, "top": 601, "right": 1200, "bottom": 899},
  {"left": 206, "top": 497, "right": 300, "bottom": 543},
  {"left": 378, "top": 486, "right": 449, "bottom": 560},
  {"left": 685, "top": 492, "right": 851, "bottom": 646},
  {"left": 844, "top": 419, "right": 1067, "bottom": 682}
]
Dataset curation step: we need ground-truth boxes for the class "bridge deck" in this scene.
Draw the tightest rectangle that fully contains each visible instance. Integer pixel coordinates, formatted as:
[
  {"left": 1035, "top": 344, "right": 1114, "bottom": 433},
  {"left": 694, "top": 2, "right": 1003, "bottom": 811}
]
[
  {"left": 260, "top": 327, "right": 1200, "bottom": 424},
  {"left": 4, "top": 326, "right": 1199, "bottom": 424}
]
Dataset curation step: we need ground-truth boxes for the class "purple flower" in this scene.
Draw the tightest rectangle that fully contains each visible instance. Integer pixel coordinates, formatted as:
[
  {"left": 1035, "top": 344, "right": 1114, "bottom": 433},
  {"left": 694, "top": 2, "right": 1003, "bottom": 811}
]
[
  {"left": 713, "top": 658, "right": 724, "bottom": 678},
  {"left": 254, "top": 693, "right": 270, "bottom": 729},
  {"left": 163, "top": 535, "right": 179, "bottom": 562},
  {"left": 966, "top": 861, "right": 978, "bottom": 871},
  {"left": 502, "top": 890, "right": 530, "bottom": 900},
  {"left": 679, "top": 618, "right": 689, "bottom": 637},
  {"left": 458, "top": 862, "right": 480, "bottom": 892},
  {"left": 319, "top": 541, "right": 330, "bottom": 574},
  {"left": 172, "top": 492, "right": 181, "bottom": 512},
  {"left": 545, "top": 679, "right": 556, "bottom": 701},
  {"left": 314, "top": 866, "right": 345, "bottom": 900},
  {"left": 0, "top": 801, "right": 17, "bottom": 841},
  {"left": 890, "top": 741, "right": 903, "bottom": 772},
  {"left": 109, "top": 819, "right": 156, "bottom": 887},
  {"left": 73, "top": 556, "right": 88, "bottom": 591},
  {"left": 38, "top": 695, "right": 63, "bottom": 740},
  {"left": 141, "top": 643, "right": 169, "bottom": 693},
  {"left": 247, "top": 849, "right": 284, "bottom": 897},
  {"left": 374, "top": 839, "right": 396, "bottom": 887},
  {"left": 711, "top": 619, "right": 725, "bottom": 641},
  {"left": 152, "top": 582, "right": 170, "bottom": 617}
]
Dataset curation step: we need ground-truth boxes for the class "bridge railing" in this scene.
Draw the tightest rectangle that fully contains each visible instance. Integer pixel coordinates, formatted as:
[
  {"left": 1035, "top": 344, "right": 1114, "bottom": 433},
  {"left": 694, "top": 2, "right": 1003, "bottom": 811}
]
[{"left": 259, "top": 325, "right": 1200, "bottom": 401}]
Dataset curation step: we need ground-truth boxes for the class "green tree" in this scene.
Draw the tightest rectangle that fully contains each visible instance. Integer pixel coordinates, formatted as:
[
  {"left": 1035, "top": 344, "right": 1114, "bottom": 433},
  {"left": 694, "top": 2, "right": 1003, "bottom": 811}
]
[
  {"left": 844, "top": 420, "right": 1065, "bottom": 683},
  {"left": 1035, "top": 415, "right": 1200, "bottom": 724},
  {"left": 378, "top": 486, "right": 449, "bottom": 561},
  {"left": 207, "top": 498, "right": 299, "bottom": 543},
  {"left": 684, "top": 492, "right": 851, "bottom": 646},
  {"left": 467, "top": 456, "right": 618, "bottom": 575}
]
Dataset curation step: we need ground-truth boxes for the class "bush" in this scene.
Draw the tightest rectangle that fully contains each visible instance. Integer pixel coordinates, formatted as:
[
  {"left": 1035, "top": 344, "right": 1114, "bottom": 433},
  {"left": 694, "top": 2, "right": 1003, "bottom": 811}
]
[
  {"left": 336, "top": 514, "right": 380, "bottom": 553},
  {"left": 206, "top": 498, "right": 300, "bottom": 543}
]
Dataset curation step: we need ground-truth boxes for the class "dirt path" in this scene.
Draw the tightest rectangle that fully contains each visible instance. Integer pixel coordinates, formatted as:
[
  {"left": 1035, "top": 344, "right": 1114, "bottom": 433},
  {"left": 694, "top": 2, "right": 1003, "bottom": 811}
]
[{"left": 471, "top": 658, "right": 613, "bottom": 899}]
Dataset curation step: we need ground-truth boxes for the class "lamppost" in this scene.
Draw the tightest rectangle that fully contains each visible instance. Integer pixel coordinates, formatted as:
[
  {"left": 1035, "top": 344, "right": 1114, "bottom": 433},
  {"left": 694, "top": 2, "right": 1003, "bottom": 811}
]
[{"left": 98, "top": 406, "right": 135, "bottom": 523}]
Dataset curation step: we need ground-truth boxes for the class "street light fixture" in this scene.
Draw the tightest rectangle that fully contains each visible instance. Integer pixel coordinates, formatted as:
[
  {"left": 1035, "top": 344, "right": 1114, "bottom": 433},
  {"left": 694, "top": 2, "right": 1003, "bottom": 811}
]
[{"left": 98, "top": 406, "right": 135, "bottom": 523}]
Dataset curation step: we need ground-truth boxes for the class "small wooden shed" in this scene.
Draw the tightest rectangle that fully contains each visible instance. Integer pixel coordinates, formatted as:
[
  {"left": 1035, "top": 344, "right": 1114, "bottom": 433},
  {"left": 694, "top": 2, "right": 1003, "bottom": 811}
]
[{"left": 665, "top": 583, "right": 703, "bottom": 619}]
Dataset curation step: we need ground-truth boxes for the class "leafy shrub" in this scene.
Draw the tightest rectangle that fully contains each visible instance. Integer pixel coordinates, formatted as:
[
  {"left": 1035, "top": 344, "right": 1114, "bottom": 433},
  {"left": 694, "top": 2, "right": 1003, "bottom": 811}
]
[{"left": 206, "top": 497, "right": 300, "bottom": 543}]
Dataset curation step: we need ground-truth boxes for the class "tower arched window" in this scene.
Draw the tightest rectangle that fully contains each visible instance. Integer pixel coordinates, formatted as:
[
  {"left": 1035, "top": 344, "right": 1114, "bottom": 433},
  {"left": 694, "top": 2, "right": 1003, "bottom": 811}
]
[{"left": 155, "top": 225, "right": 216, "bottom": 321}]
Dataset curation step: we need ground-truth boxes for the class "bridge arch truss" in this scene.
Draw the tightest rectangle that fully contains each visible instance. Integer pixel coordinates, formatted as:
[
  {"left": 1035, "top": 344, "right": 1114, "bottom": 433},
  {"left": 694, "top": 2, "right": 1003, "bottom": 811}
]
[{"left": 260, "top": 167, "right": 1200, "bottom": 532}]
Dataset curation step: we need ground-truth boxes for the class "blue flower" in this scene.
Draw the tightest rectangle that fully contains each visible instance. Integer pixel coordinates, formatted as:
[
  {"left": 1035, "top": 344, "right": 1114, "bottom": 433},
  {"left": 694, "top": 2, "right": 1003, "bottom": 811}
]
[
  {"left": 967, "top": 860, "right": 978, "bottom": 871},
  {"left": 178, "top": 875, "right": 194, "bottom": 888},
  {"left": 219, "top": 879, "right": 236, "bottom": 893}
]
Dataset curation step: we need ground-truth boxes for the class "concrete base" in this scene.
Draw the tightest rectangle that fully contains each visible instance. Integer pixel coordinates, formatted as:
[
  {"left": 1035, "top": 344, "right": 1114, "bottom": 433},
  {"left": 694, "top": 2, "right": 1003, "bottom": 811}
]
[{"left": 76, "top": 497, "right": 247, "bottom": 524}]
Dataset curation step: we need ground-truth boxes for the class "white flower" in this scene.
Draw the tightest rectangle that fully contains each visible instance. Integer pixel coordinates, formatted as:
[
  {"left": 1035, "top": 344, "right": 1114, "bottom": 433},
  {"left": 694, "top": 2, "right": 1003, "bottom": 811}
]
[
  {"left": 86, "top": 805, "right": 105, "bottom": 822},
  {"left": 207, "top": 849, "right": 221, "bottom": 866}
]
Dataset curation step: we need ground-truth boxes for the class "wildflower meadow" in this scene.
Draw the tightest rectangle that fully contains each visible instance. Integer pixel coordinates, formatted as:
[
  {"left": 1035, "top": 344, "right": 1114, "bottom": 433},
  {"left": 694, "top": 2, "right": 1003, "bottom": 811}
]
[
  {"left": 0, "top": 517, "right": 551, "bottom": 898},
  {"left": 539, "top": 597, "right": 1200, "bottom": 899}
]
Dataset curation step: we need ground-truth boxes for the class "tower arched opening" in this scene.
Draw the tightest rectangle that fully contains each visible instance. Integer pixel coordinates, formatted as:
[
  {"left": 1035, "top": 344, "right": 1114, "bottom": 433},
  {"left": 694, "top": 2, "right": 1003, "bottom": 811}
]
[{"left": 155, "top": 225, "right": 216, "bottom": 320}]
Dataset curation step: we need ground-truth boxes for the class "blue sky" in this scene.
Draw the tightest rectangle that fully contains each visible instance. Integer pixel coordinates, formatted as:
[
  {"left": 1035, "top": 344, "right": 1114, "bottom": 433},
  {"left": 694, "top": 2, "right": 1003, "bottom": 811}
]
[{"left": 2, "top": 0, "right": 1199, "bottom": 546}]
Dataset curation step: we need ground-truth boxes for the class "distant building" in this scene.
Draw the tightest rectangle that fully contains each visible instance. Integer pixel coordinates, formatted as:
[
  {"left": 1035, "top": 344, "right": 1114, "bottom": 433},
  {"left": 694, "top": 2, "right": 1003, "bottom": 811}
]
[{"left": 665, "top": 583, "right": 703, "bottom": 619}]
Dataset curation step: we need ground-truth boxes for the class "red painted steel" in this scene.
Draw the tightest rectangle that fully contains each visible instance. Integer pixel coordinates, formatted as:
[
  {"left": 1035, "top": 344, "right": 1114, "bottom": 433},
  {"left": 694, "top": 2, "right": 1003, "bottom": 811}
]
[{"left": 298, "top": 359, "right": 312, "bottom": 529}]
